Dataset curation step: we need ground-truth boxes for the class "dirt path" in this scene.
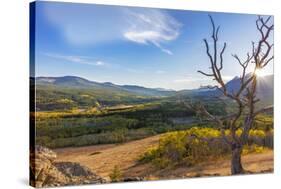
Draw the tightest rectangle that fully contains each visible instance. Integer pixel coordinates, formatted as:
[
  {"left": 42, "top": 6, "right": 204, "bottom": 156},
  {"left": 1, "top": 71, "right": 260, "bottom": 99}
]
[
  {"left": 55, "top": 135, "right": 273, "bottom": 181},
  {"left": 55, "top": 135, "right": 161, "bottom": 179}
]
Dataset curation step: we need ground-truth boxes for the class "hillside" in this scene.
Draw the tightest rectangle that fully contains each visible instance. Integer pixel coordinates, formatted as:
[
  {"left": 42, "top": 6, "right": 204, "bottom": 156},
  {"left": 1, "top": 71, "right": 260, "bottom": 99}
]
[
  {"left": 224, "top": 74, "right": 273, "bottom": 99},
  {"left": 34, "top": 76, "right": 177, "bottom": 111},
  {"left": 33, "top": 74, "right": 273, "bottom": 111},
  {"left": 55, "top": 134, "right": 273, "bottom": 181},
  {"left": 188, "top": 74, "right": 273, "bottom": 106},
  {"left": 35, "top": 84, "right": 154, "bottom": 111},
  {"left": 36, "top": 76, "right": 176, "bottom": 97}
]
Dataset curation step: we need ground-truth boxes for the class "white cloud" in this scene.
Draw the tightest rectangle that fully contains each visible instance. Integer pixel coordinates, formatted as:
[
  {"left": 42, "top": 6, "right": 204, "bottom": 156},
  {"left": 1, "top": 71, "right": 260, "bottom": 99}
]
[
  {"left": 43, "top": 5, "right": 181, "bottom": 54},
  {"left": 160, "top": 48, "right": 173, "bottom": 55},
  {"left": 124, "top": 31, "right": 163, "bottom": 44},
  {"left": 123, "top": 9, "right": 181, "bottom": 55},
  {"left": 95, "top": 61, "right": 105, "bottom": 66},
  {"left": 43, "top": 5, "right": 126, "bottom": 45},
  {"left": 44, "top": 53, "right": 108, "bottom": 67}
]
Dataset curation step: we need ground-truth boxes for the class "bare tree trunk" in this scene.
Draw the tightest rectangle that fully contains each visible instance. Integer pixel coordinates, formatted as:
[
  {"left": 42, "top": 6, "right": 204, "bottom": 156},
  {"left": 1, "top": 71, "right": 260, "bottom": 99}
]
[
  {"left": 231, "top": 142, "right": 244, "bottom": 174},
  {"left": 197, "top": 15, "right": 273, "bottom": 175}
]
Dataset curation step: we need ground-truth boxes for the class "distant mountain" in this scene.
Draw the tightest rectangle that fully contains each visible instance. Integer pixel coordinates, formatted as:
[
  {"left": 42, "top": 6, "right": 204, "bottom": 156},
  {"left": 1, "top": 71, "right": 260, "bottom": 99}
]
[
  {"left": 224, "top": 74, "right": 273, "bottom": 99},
  {"left": 194, "top": 74, "right": 273, "bottom": 104},
  {"left": 36, "top": 76, "right": 125, "bottom": 93},
  {"left": 35, "top": 74, "right": 273, "bottom": 101},
  {"left": 34, "top": 75, "right": 273, "bottom": 111},
  {"left": 153, "top": 88, "right": 175, "bottom": 92},
  {"left": 36, "top": 76, "right": 176, "bottom": 97},
  {"left": 256, "top": 75, "right": 273, "bottom": 99},
  {"left": 120, "top": 85, "right": 175, "bottom": 97},
  {"left": 37, "top": 76, "right": 103, "bottom": 88}
]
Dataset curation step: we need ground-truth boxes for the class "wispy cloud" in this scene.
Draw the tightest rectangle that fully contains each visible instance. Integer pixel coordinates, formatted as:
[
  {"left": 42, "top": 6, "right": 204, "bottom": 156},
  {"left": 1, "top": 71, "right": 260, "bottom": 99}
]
[
  {"left": 43, "top": 5, "right": 126, "bottom": 45},
  {"left": 95, "top": 61, "right": 105, "bottom": 66},
  {"left": 43, "top": 5, "right": 181, "bottom": 54},
  {"left": 160, "top": 48, "right": 173, "bottom": 55},
  {"left": 123, "top": 9, "right": 181, "bottom": 55},
  {"left": 44, "top": 53, "right": 108, "bottom": 67}
]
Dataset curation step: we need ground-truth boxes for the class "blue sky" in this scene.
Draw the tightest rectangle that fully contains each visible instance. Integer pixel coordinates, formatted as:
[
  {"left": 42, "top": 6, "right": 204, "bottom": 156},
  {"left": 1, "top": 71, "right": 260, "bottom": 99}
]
[{"left": 34, "top": 1, "right": 273, "bottom": 90}]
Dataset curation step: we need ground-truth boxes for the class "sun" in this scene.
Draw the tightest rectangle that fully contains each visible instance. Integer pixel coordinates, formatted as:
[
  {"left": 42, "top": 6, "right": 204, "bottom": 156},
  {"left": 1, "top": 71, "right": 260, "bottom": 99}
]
[{"left": 254, "top": 69, "right": 268, "bottom": 77}]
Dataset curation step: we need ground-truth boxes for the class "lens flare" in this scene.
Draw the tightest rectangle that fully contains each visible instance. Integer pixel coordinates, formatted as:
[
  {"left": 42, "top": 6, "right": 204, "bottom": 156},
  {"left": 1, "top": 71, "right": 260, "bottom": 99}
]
[{"left": 254, "top": 69, "right": 267, "bottom": 77}]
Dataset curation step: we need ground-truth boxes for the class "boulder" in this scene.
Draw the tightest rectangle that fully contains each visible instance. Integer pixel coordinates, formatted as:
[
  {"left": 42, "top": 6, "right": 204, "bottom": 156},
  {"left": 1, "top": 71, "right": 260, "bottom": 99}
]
[
  {"left": 30, "top": 145, "right": 106, "bottom": 187},
  {"left": 30, "top": 146, "right": 69, "bottom": 187},
  {"left": 54, "top": 162, "right": 107, "bottom": 185}
]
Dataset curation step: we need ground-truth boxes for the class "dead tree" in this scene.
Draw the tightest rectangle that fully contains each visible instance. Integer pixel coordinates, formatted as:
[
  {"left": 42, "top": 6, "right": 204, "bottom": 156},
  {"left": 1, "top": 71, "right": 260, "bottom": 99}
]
[{"left": 195, "top": 15, "right": 273, "bottom": 174}]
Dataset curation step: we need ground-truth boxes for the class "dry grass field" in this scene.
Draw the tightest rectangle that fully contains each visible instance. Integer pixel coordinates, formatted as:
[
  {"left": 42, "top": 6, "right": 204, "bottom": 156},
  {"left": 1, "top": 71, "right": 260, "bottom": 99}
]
[{"left": 55, "top": 134, "right": 273, "bottom": 181}]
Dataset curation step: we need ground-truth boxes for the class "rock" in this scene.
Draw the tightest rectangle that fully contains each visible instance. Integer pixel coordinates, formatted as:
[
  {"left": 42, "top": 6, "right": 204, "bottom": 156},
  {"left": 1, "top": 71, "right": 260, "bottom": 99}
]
[
  {"left": 54, "top": 162, "right": 107, "bottom": 184},
  {"left": 30, "top": 145, "right": 69, "bottom": 187},
  {"left": 123, "top": 177, "right": 144, "bottom": 182},
  {"left": 54, "top": 162, "right": 93, "bottom": 177},
  {"left": 30, "top": 145, "right": 106, "bottom": 187}
]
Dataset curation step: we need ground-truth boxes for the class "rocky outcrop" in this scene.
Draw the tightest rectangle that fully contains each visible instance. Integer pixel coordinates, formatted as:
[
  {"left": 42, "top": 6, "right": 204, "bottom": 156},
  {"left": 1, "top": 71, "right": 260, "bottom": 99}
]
[
  {"left": 54, "top": 162, "right": 106, "bottom": 185},
  {"left": 30, "top": 146, "right": 106, "bottom": 187}
]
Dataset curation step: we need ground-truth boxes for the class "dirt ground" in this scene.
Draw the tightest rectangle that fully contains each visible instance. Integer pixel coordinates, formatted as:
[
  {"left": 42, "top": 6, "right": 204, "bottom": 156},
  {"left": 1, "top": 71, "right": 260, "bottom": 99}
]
[{"left": 55, "top": 135, "right": 273, "bottom": 181}]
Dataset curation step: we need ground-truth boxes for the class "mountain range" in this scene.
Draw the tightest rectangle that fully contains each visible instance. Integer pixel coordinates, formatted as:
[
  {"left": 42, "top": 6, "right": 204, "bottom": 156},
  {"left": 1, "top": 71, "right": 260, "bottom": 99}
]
[
  {"left": 223, "top": 74, "right": 273, "bottom": 99},
  {"left": 35, "top": 74, "right": 273, "bottom": 101},
  {"left": 35, "top": 76, "right": 175, "bottom": 97}
]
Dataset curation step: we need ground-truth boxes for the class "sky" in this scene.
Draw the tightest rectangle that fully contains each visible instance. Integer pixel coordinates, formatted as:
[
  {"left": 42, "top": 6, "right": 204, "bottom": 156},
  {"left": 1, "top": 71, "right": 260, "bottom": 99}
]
[{"left": 33, "top": 1, "right": 274, "bottom": 90}]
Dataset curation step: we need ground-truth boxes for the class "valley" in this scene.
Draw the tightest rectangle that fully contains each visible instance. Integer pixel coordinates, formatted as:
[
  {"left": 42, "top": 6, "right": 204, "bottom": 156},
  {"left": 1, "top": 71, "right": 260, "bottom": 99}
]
[{"left": 32, "top": 75, "right": 274, "bottom": 184}]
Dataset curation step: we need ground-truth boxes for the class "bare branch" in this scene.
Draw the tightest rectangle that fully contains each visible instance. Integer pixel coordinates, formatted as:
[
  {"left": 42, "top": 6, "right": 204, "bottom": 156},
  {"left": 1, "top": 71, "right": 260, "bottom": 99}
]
[
  {"left": 203, "top": 39, "right": 214, "bottom": 65},
  {"left": 263, "top": 55, "right": 274, "bottom": 67},
  {"left": 219, "top": 42, "right": 227, "bottom": 70},
  {"left": 189, "top": 101, "right": 231, "bottom": 145},
  {"left": 254, "top": 16, "right": 274, "bottom": 68},
  {"left": 194, "top": 15, "right": 273, "bottom": 174},
  {"left": 197, "top": 70, "right": 214, "bottom": 77}
]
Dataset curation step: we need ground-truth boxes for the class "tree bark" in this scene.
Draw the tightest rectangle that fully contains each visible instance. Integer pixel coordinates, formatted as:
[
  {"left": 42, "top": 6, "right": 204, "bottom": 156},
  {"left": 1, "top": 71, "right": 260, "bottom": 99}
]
[{"left": 231, "top": 142, "right": 244, "bottom": 175}]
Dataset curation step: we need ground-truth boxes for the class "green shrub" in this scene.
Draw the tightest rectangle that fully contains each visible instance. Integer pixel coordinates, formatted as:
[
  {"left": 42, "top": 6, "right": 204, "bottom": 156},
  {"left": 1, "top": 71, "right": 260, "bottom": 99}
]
[
  {"left": 109, "top": 165, "right": 122, "bottom": 182},
  {"left": 242, "top": 144, "right": 268, "bottom": 155},
  {"left": 139, "top": 147, "right": 160, "bottom": 163},
  {"left": 140, "top": 127, "right": 272, "bottom": 169}
]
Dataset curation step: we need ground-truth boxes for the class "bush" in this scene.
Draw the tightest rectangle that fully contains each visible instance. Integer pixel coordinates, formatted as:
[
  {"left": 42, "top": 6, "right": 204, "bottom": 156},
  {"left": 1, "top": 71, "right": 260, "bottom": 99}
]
[
  {"left": 139, "top": 128, "right": 229, "bottom": 168},
  {"left": 242, "top": 144, "right": 267, "bottom": 155},
  {"left": 109, "top": 166, "right": 122, "bottom": 182},
  {"left": 139, "top": 147, "right": 159, "bottom": 163},
  {"left": 140, "top": 127, "right": 272, "bottom": 169}
]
